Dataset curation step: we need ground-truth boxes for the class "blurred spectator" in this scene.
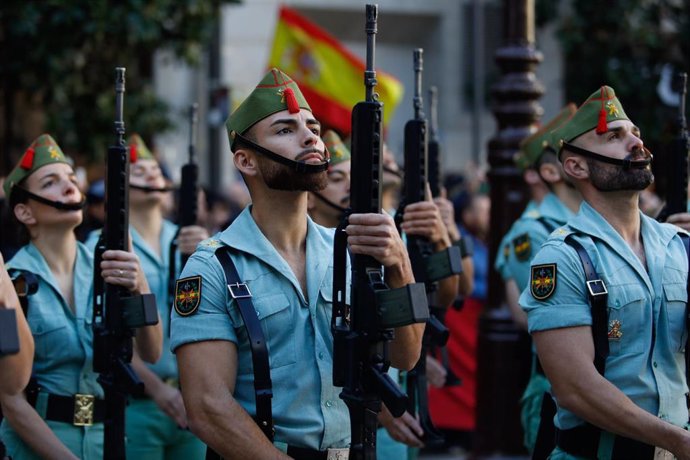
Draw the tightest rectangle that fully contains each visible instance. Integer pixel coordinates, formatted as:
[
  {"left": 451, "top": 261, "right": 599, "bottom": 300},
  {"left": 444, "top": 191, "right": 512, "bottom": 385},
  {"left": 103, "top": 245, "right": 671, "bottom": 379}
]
[{"left": 429, "top": 186, "right": 490, "bottom": 453}]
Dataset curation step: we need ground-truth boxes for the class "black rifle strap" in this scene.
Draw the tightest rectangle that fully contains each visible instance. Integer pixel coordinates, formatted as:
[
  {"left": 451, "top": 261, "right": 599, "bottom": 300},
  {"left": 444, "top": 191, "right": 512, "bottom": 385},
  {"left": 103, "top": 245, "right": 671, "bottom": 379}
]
[
  {"left": 564, "top": 235, "right": 609, "bottom": 375},
  {"left": 168, "top": 229, "right": 181, "bottom": 328},
  {"left": 214, "top": 246, "right": 274, "bottom": 442}
]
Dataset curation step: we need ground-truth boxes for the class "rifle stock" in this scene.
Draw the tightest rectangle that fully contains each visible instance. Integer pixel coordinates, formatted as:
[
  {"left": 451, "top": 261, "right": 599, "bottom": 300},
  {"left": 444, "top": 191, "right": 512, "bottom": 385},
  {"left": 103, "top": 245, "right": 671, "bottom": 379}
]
[{"left": 93, "top": 68, "right": 158, "bottom": 460}]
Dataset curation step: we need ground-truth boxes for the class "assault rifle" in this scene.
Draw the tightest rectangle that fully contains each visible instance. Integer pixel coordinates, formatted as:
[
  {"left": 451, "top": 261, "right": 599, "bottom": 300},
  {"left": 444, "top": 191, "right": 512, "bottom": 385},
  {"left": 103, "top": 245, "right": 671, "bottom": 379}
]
[
  {"left": 169, "top": 103, "right": 200, "bottom": 298},
  {"left": 398, "top": 50, "right": 462, "bottom": 448},
  {"left": 426, "top": 85, "right": 462, "bottom": 386},
  {"left": 332, "top": 6, "right": 428, "bottom": 459},
  {"left": 658, "top": 73, "right": 689, "bottom": 222},
  {"left": 93, "top": 67, "right": 158, "bottom": 460}
]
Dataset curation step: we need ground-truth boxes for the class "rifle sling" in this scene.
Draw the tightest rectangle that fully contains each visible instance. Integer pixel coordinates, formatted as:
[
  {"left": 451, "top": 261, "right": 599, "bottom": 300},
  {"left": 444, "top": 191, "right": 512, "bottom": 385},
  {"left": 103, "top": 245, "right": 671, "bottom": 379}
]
[
  {"left": 214, "top": 246, "right": 274, "bottom": 442},
  {"left": 564, "top": 235, "right": 609, "bottom": 375}
]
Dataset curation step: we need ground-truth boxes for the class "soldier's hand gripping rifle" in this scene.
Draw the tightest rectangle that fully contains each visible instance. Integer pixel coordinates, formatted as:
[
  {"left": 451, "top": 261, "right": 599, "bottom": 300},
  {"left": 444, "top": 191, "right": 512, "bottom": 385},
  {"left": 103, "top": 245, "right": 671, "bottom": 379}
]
[
  {"left": 93, "top": 68, "right": 158, "bottom": 460},
  {"left": 169, "top": 103, "right": 200, "bottom": 299},
  {"left": 658, "top": 73, "right": 689, "bottom": 222},
  {"left": 332, "top": 6, "right": 428, "bottom": 459},
  {"left": 396, "top": 49, "right": 463, "bottom": 448}
]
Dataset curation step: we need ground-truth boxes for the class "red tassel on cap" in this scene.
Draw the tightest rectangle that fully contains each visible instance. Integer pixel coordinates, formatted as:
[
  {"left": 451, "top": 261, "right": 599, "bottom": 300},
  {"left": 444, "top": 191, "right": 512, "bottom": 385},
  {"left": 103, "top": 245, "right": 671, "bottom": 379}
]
[
  {"left": 130, "top": 144, "right": 138, "bottom": 163},
  {"left": 283, "top": 87, "right": 300, "bottom": 114},
  {"left": 596, "top": 86, "right": 608, "bottom": 134},
  {"left": 20, "top": 147, "right": 35, "bottom": 170}
]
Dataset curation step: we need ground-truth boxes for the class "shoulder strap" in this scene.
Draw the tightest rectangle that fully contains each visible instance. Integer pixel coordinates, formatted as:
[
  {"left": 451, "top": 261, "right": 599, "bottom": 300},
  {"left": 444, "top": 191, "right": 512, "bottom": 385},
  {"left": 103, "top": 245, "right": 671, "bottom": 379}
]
[
  {"left": 214, "top": 246, "right": 274, "bottom": 442},
  {"left": 563, "top": 235, "right": 609, "bottom": 376},
  {"left": 536, "top": 216, "right": 558, "bottom": 234}
]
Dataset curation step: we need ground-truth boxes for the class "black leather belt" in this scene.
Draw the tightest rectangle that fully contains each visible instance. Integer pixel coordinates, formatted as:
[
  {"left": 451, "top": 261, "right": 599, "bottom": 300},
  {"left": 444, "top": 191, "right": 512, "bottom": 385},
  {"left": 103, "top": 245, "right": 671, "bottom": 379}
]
[
  {"left": 557, "top": 425, "right": 655, "bottom": 460},
  {"left": 42, "top": 393, "right": 106, "bottom": 426}
]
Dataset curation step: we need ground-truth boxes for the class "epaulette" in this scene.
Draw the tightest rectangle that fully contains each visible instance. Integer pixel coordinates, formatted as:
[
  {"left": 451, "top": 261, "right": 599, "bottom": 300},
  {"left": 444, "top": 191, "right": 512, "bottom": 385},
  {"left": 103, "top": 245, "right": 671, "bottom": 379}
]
[
  {"left": 524, "top": 209, "right": 541, "bottom": 219},
  {"left": 192, "top": 238, "right": 225, "bottom": 258},
  {"left": 546, "top": 226, "right": 573, "bottom": 242}
]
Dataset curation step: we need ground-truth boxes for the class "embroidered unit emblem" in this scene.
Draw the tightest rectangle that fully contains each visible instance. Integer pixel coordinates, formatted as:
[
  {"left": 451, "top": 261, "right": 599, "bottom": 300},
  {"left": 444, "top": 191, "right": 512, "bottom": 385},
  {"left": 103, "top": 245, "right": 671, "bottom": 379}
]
[
  {"left": 174, "top": 276, "right": 202, "bottom": 316},
  {"left": 513, "top": 233, "right": 532, "bottom": 261},
  {"left": 530, "top": 264, "right": 557, "bottom": 300}
]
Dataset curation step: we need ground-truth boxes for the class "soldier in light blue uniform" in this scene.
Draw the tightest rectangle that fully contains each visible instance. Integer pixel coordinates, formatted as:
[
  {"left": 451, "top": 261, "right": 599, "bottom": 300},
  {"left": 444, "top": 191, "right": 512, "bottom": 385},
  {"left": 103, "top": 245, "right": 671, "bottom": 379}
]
[
  {"left": 85, "top": 134, "right": 208, "bottom": 459},
  {"left": 496, "top": 105, "right": 582, "bottom": 453},
  {"left": 171, "top": 69, "right": 424, "bottom": 458},
  {"left": 520, "top": 86, "right": 690, "bottom": 459},
  {"left": 0, "top": 134, "right": 162, "bottom": 460}
]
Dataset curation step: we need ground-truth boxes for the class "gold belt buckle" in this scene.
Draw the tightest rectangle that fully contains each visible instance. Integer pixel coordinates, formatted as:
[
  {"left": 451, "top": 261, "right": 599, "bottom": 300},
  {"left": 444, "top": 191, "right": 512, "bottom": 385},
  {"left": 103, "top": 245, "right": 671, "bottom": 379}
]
[
  {"left": 326, "top": 448, "right": 349, "bottom": 460},
  {"left": 73, "top": 394, "right": 95, "bottom": 426}
]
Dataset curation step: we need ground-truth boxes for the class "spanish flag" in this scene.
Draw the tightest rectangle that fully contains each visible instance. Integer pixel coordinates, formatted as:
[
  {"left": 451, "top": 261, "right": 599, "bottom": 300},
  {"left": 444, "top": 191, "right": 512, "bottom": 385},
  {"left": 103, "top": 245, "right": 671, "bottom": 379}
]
[{"left": 268, "top": 5, "right": 404, "bottom": 136}]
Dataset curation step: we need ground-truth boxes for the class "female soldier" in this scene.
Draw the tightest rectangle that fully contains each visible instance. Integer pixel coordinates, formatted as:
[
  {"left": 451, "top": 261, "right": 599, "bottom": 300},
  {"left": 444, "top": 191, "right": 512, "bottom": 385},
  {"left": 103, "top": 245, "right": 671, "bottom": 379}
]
[{"left": 0, "top": 134, "right": 162, "bottom": 460}]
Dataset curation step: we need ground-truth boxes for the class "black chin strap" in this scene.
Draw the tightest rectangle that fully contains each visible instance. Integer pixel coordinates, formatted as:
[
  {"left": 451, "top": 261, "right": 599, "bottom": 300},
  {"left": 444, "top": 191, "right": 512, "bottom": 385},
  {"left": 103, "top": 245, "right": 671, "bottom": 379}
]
[
  {"left": 234, "top": 133, "right": 329, "bottom": 174},
  {"left": 12, "top": 186, "right": 85, "bottom": 211},
  {"left": 312, "top": 191, "right": 347, "bottom": 214},
  {"left": 129, "top": 184, "right": 175, "bottom": 193},
  {"left": 562, "top": 143, "right": 653, "bottom": 170}
]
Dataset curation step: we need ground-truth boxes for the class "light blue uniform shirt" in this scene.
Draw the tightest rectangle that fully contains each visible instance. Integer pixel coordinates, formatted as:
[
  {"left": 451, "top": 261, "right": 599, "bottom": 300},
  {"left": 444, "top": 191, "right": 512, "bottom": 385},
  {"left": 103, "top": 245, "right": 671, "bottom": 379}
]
[
  {"left": 6, "top": 242, "right": 101, "bottom": 397},
  {"left": 1, "top": 242, "right": 104, "bottom": 459},
  {"left": 170, "top": 206, "right": 350, "bottom": 450},
  {"left": 86, "top": 221, "right": 179, "bottom": 380},
  {"left": 502, "top": 193, "right": 575, "bottom": 292},
  {"left": 520, "top": 201, "right": 689, "bottom": 430}
]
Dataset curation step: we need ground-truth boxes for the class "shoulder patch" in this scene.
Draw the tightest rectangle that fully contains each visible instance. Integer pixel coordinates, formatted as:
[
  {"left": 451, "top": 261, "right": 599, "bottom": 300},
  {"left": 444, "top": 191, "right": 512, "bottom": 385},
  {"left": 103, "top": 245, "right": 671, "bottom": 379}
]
[
  {"left": 513, "top": 233, "right": 531, "bottom": 261},
  {"left": 174, "top": 276, "right": 202, "bottom": 316},
  {"left": 530, "top": 263, "right": 557, "bottom": 300}
]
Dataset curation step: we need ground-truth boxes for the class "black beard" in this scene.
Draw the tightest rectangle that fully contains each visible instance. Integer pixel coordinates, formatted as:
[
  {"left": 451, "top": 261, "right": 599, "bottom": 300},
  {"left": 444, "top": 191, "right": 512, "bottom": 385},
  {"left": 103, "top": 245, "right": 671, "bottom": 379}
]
[
  {"left": 258, "top": 156, "right": 328, "bottom": 192},
  {"left": 587, "top": 159, "right": 654, "bottom": 192}
]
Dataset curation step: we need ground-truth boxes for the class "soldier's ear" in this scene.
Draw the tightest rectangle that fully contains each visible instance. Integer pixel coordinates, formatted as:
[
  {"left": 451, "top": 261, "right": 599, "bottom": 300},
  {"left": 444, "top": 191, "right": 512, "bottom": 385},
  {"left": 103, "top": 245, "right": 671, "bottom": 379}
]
[
  {"left": 233, "top": 149, "right": 259, "bottom": 178},
  {"left": 562, "top": 154, "right": 588, "bottom": 181},
  {"left": 538, "top": 162, "right": 561, "bottom": 185},
  {"left": 13, "top": 203, "right": 37, "bottom": 226}
]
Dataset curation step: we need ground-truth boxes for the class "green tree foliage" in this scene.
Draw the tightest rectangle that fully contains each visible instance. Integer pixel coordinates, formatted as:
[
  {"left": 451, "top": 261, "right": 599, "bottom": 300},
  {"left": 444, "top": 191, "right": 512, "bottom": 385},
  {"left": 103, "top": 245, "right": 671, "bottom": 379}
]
[
  {"left": 537, "top": 0, "right": 689, "bottom": 152},
  {"left": 0, "top": 0, "right": 234, "bottom": 169}
]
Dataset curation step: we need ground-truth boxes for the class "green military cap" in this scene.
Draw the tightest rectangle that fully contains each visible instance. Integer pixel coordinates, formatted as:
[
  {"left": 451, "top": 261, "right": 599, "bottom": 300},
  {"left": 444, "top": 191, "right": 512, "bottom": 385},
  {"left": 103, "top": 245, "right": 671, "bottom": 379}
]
[
  {"left": 128, "top": 134, "right": 155, "bottom": 163},
  {"left": 552, "top": 85, "right": 629, "bottom": 149},
  {"left": 4, "top": 134, "right": 70, "bottom": 200},
  {"left": 226, "top": 68, "right": 311, "bottom": 147},
  {"left": 515, "top": 103, "right": 577, "bottom": 169},
  {"left": 322, "top": 130, "right": 350, "bottom": 167}
]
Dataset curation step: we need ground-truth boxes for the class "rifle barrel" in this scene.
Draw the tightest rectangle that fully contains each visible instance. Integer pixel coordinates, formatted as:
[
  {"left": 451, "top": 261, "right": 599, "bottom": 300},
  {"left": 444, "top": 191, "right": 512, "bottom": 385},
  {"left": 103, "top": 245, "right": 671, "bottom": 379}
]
[
  {"left": 413, "top": 49, "right": 424, "bottom": 120},
  {"left": 364, "top": 4, "right": 378, "bottom": 102},
  {"left": 114, "top": 68, "right": 126, "bottom": 145}
]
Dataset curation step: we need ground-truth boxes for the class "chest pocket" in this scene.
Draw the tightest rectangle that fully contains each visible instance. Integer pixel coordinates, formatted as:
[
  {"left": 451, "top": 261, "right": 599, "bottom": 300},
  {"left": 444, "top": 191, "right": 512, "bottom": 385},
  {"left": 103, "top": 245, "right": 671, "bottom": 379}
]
[
  {"left": 233, "top": 293, "right": 296, "bottom": 374},
  {"left": 663, "top": 283, "right": 687, "bottom": 352},
  {"left": 606, "top": 284, "right": 647, "bottom": 355},
  {"left": 30, "top": 317, "right": 71, "bottom": 364}
]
